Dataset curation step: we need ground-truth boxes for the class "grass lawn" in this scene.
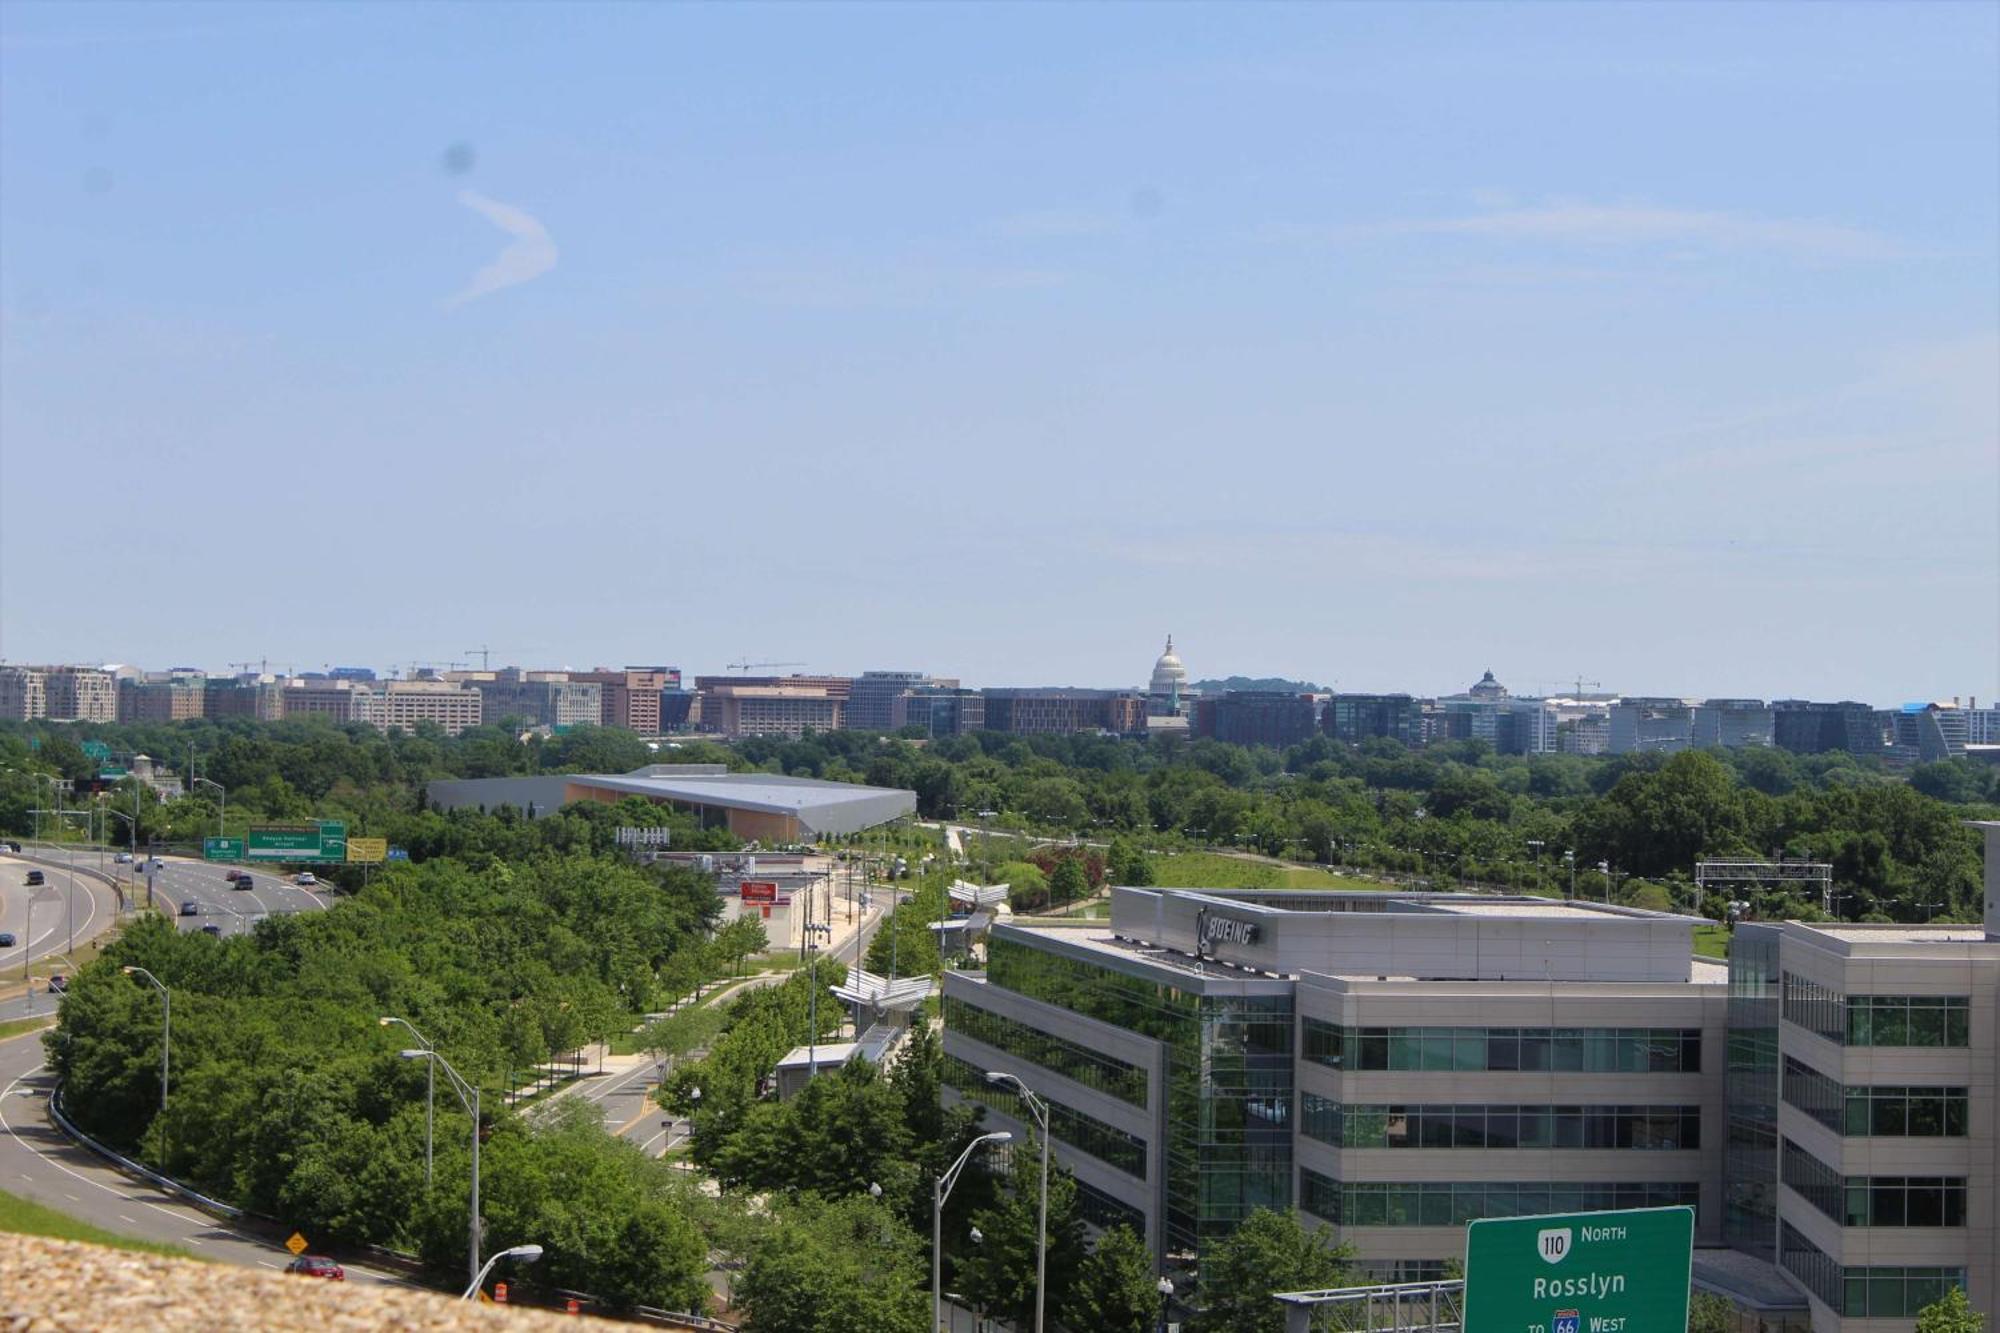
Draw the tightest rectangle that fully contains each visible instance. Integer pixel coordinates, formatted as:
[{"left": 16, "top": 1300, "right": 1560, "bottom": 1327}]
[
  {"left": 0, "top": 1186, "right": 194, "bottom": 1258},
  {"left": 0, "top": 1016, "right": 54, "bottom": 1045},
  {"left": 1694, "top": 925, "right": 1730, "bottom": 959},
  {"left": 1151, "top": 852, "right": 1388, "bottom": 893}
]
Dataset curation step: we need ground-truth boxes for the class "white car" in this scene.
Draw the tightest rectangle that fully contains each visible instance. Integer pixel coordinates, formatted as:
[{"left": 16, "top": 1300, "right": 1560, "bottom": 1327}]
[
  {"left": 295, "top": 872, "right": 317, "bottom": 886},
  {"left": 114, "top": 852, "right": 133, "bottom": 864}
]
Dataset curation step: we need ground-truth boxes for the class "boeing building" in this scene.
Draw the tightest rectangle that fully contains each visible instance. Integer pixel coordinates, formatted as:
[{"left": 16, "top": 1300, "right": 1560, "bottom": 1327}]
[{"left": 941, "top": 825, "right": 2000, "bottom": 1330}]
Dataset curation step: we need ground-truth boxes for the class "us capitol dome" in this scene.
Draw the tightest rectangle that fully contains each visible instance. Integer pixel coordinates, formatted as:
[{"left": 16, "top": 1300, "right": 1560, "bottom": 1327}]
[{"left": 1148, "top": 635, "right": 1189, "bottom": 717}]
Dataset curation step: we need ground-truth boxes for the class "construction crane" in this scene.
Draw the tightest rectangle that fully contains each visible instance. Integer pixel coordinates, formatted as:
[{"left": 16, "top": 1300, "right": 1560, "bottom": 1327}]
[
  {"left": 727, "top": 660, "right": 805, "bottom": 673},
  {"left": 465, "top": 645, "right": 493, "bottom": 670}
]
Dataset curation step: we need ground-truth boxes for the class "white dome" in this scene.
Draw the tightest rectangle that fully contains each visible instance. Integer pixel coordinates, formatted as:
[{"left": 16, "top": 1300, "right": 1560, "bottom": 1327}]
[{"left": 1150, "top": 635, "right": 1187, "bottom": 695}]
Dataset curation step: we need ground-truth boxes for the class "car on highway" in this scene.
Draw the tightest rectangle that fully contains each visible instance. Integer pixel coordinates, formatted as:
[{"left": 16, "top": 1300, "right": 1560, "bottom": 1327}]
[
  {"left": 4, "top": 839, "right": 21, "bottom": 852},
  {"left": 24, "top": 870, "right": 44, "bottom": 886},
  {"left": 225, "top": 869, "right": 251, "bottom": 886},
  {"left": 200, "top": 924, "right": 223, "bottom": 938},
  {"left": 114, "top": 852, "right": 133, "bottom": 864},
  {"left": 46, "top": 975, "right": 67, "bottom": 993},
  {"left": 283, "top": 1256, "right": 345, "bottom": 1280},
  {"left": 179, "top": 900, "right": 199, "bottom": 917},
  {"left": 295, "top": 872, "right": 317, "bottom": 886},
  {"left": 0, "top": 933, "right": 15, "bottom": 948}
]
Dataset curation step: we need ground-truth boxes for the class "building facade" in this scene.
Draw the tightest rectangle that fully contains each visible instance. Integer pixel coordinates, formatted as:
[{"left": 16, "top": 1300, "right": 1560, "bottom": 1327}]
[
  {"left": 981, "top": 688, "right": 1148, "bottom": 735},
  {"left": 1148, "top": 637, "right": 1190, "bottom": 718},
  {"left": 1771, "top": 701, "right": 1884, "bottom": 760},
  {"left": 280, "top": 679, "right": 374, "bottom": 724},
  {"left": 1325, "top": 694, "right": 1423, "bottom": 747},
  {"left": 1694, "top": 699, "right": 1775, "bottom": 750},
  {"left": 1192, "top": 691, "right": 1318, "bottom": 749},
  {"left": 473, "top": 673, "right": 604, "bottom": 730},
  {"left": 702, "top": 685, "right": 843, "bottom": 739},
  {"left": 897, "top": 687, "right": 986, "bottom": 738},
  {"left": 41, "top": 666, "right": 117, "bottom": 722},
  {"left": 0, "top": 667, "right": 48, "bottom": 721},
  {"left": 1610, "top": 697, "right": 1698, "bottom": 754},
  {"left": 573, "top": 668, "right": 678, "bottom": 733},
  {"left": 369, "top": 680, "right": 482, "bottom": 735},
  {"left": 117, "top": 673, "right": 208, "bottom": 722},
  {"left": 845, "top": 671, "right": 959, "bottom": 733}
]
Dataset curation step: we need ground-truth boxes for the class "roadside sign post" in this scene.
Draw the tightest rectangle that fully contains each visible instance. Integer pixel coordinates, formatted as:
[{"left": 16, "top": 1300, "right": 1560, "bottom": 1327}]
[
  {"left": 285, "top": 1231, "right": 308, "bottom": 1256},
  {"left": 1464, "top": 1206, "right": 1693, "bottom": 1333},
  {"left": 203, "top": 837, "right": 246, "bottom": 861}
]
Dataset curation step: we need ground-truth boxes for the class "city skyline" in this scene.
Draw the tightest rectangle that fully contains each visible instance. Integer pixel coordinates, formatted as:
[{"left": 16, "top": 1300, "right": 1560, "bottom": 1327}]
[{"left": 2, "top": 3, "right": 1995, "bottom": 712}]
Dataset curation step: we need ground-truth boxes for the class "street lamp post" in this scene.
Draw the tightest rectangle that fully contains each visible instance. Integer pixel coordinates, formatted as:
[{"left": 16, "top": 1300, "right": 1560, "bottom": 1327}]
[
  {"left": 379, "top": 1017, "right": 435, "bottom": 1189},
  {"left": 192, "top": 777, "right": 225, "bottom": 840},
  {"left": 461, "top": 1243, "right": 543, "bottom": 1301},
  {"left": 1564, "top": 850, "right": 1576, "bottom": 901},
  {"left": 391, "top": 1035, "right": 482, "bottom": 1289},
  {"left": 934, "top": 1131, "right": 1011, "bottom": 1333},
  {"left": 121, "top": 967, "right": 169, "bottom": 1160},
  {"left": 986, "top": 1071, "right": 1050, "bottom": 1333}
]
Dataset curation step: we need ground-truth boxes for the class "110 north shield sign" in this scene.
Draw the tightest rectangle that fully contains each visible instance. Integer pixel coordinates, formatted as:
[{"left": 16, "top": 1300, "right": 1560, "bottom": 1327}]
[{"left": 1464, "top": 1205, "right": 1693, "bottom": 1333}]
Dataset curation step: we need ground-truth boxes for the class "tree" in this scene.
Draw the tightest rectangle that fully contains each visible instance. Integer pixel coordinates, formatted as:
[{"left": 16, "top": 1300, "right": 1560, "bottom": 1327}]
[
  {"left": 1063, "top": 1225, "right": 1160, "bottom": 1333},
  {"left": 1049, "top": 855, "right": 1088, "bottom": 908},
  {"left": 958, "top": 1158, "right": 1086, "bottom": 1328},
  {"left": 1190, "top": 1208, "right": 1353, "bottom": 1333},
  {"left": 715, "top": 914, "right": 768, "bottom": 976},
  {"left": 735, "top": 1193, "right": 931, "bottom": 1333},
  {"left": 1687, "top": 1291, "right": 1736, "bottom": 1333},
  {"left": 1915, "top": 1287, "right": 1986, "bottom": 1333}
]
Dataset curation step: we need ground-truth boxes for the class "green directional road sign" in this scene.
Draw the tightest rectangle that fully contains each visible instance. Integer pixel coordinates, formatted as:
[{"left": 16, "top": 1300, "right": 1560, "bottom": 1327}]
[
  {"left": 1464, "top": 1206, "right": 1693, "bottom": 1333},
  {"left": 245, "top": 822, "right": 348, "bottom": 863},
  {"left": 204, "top": 836, "right": 246, "bottom": 860}
]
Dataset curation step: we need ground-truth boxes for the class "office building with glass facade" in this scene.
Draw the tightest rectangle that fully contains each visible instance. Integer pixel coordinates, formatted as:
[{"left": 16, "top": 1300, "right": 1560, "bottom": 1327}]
[{"left": 944, "top": 841, "right": 2000, "bottom": 1327}]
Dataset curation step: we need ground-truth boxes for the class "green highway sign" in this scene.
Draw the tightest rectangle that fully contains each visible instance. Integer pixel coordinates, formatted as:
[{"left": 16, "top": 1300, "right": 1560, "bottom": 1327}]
[
  {"left": 204, "top": 836, "right": 246, "bottom": 860},
  {"left": 1464, "top": 1206, "right": 1693, "bottom": 1333},
  {"left": 245, "top": 822, "right": 348, "bottom": 863}
]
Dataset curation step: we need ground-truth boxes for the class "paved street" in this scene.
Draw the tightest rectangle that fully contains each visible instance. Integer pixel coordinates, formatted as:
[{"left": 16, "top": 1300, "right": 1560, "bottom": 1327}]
[
  {"left": 0, "top": 852, "right": 121, "bottom": 982},
  {"left": 141, "top": 854, "right": 330, "bottom": 938},
  {"left": 0, "top": 1023, "right": 405, "bottom": 1283}
]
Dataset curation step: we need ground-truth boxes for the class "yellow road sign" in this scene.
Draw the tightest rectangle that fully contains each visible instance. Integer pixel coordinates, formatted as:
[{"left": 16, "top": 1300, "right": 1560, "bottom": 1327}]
[
  {"left": 346, "top": 837, "right": 388, "bottom": 864},
  {"left": 284, "top": 1231, "right": 308, "bottom": 1255}
]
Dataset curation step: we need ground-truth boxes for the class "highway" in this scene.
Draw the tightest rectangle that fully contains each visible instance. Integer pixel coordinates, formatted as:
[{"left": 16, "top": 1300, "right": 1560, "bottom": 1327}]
[
  {"left": 0, "top": 852, "right": 121, "bottom": 979},
  {"left": 0, "top": 1022, "right": 403, "bottom": 1283},
  {"left": 142, "top": 855, "right": 331, "bottom": 939}
]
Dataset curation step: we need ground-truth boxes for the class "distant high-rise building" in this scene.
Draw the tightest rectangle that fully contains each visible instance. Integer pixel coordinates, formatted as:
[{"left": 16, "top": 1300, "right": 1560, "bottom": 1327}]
[
  {"left": 1693, "top": 699, "right": 1774, "bottom": 750},
  {"left": 703, "top": 685, "right": 842, "bottom": 738},
  {"left": 206, "top": 676, "right": 285, "bottom": 721},
  {"left": 118, "top": 672, "right": 208, "bottom": 722},
  {"left": 1193, "top": 691, "right": 1318, "bottom": 748},
  {"left": 846, "top": 671, "right": 960, "bottom": 733},
  {"left": 473, "top": 671, "right": 603, "bottom": 730},
  {"left": 693, "top": 675, "right": 852, "bottom": 732},
  {"left": 982, "top": 688, "right": 1147, "bottom": 735},
  {"left": 658, "top": 689, "right": 695, "bottom": 731},
  {"left": 1609, "top": 697, "right": 1697, "bottom": 754},
  {"left": 42, "top": 666, "right": 118, "bottom": 722},
  {"left": 1770, "top": 700, "right": 1883, "bottom": 760},
  {"left": 1147, "top": 636, "right": 1191, "bottom": 718},
  {"left": 897, "top": 687, "right": 986, "bottom": 738},
  {"left": 573, "top": 668, "right": 678, "bottom": 733},
  {"left": 1892, "top": 703, "right": 1971, "bottom": 763},
  {"left": 369, "top": 680, "right": 482, "bottom": 736},
  {"left": 0, "top": 667, "right": 48, "bottom": 721},
  {"left": 1324, "top": 694, "right": 1422, "bottom": 746},
  {"left": 281, "top": 678, "right": 374, "bottom": 724}
]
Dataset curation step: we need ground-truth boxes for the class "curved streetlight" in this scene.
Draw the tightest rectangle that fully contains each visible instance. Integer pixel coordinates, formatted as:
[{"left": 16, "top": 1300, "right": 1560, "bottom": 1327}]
[
  {"left": 379, "top": 1017, "right": 434, "bottom": 1188},
  {"left": 934, "top": 1130, "right": 1011, "bottom": 1332},
  {"left": 191, "top": 777, "right": 226, "bottom": 840},
  {"left": 987, "top": 1070, "right": 1051, "bottom": 1333},
  {"left": 121, "top": 967, "right": 170, "bottom": 1159},
  {"left": 388, "top": 1030, "right": 484, "bottom": 1290},
  {"left": 462, "top": 1242, "right": 543, "bottom": 1300}
]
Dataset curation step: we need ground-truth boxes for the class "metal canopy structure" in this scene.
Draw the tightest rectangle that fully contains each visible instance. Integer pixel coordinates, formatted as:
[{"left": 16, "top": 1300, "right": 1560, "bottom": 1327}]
[
  {"left": 1272, "top": 1279, "right": 1463, "bottom": 1333},
  {"left": 948, "top": 880, "right": 1010, "bottom": 909},
  {"left": 830, "top": 965, "right": 932, "bottom": 1014},
  {"left": 1695, "top": 859, "right": 1835, "bottom": 915}
]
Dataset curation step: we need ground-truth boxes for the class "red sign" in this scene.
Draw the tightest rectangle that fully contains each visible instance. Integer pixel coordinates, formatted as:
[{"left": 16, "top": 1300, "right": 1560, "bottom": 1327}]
[
  {"left": 566, "top": 1298, "right": 581, "bottom": 1315},
  {"left": 740, "top": 881, "right": 778, "bottom": 902},
  {"left": 494, "top": 1282, "right": 508, "bottom": 1305}
]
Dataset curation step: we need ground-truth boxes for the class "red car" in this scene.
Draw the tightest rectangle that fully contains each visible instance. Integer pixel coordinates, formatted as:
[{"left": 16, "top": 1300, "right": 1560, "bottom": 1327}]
[{"left": 284, "top": 1255, "right": 345, "bottom": 1280}]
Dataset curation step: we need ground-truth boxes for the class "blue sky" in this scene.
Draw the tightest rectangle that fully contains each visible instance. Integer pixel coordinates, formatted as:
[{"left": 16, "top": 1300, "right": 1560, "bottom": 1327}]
[{"left": 2, "top": 2, "right": 1994, "bottom": 702}]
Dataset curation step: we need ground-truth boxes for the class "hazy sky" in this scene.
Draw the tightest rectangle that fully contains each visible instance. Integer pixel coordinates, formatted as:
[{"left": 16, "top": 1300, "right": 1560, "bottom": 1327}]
[{"left": 2, "top": 2, "right": 1994, "bottom": 703}]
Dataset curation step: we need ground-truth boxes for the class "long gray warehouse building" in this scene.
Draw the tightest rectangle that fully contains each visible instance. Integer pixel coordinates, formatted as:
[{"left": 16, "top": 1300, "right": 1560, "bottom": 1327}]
[{"left": 425, "top": 764, "right": 915, "bottom": 841}]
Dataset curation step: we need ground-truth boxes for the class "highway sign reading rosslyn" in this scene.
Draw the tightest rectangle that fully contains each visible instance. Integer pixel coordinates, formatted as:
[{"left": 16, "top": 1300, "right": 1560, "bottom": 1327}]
[
  {"left": 1464, "top": 1206, "right": 1693, "bottom": 1333},
  {"left": 203, "top": 836, "right": 246, "bottom": 861}
]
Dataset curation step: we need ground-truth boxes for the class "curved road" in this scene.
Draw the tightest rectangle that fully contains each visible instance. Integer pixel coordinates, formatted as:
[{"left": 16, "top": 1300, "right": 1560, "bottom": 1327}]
[
  {"left": 0, "top": 1023, "right": 401, "bottom": 1282},
  {"left": 141, "top": 855, "right": 329, "bottom": 938},
  {"left": 0, "top": 852, "right": 120, "bottom": 979}
]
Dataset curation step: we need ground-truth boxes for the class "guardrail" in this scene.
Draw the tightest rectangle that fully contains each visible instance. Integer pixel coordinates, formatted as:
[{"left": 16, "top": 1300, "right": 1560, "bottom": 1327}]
[{"left": 46, "top": 1079, "right": 737, "bottom": 1327}]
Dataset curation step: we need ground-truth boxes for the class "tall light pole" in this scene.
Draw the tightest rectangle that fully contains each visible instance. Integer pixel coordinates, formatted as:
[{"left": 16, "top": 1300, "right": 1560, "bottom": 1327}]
[
  {"left": 1564, "top": 849, "right": 1576, "bottom": 901},
  {"left": 379, "top": 1016, "right": 435, "bottom": 1189},
  {"left": 121, "top": 967, "right": 169, "bottom": 1162},
  {"left": 461, "top": 1243, "right": 542, "bottom": 1301},
  {"left": 934, "top": 1131, "right": 1011, "bottom": 1333},
  {"left": 394, "top": 1041, "right": 482, "bottom": 1289},
  {"left": 192, "top": 777, "right": 225, "bottom": 839},
  {"left": 986, "top": 1071, "right": 1050, "bottom": 1333}
]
